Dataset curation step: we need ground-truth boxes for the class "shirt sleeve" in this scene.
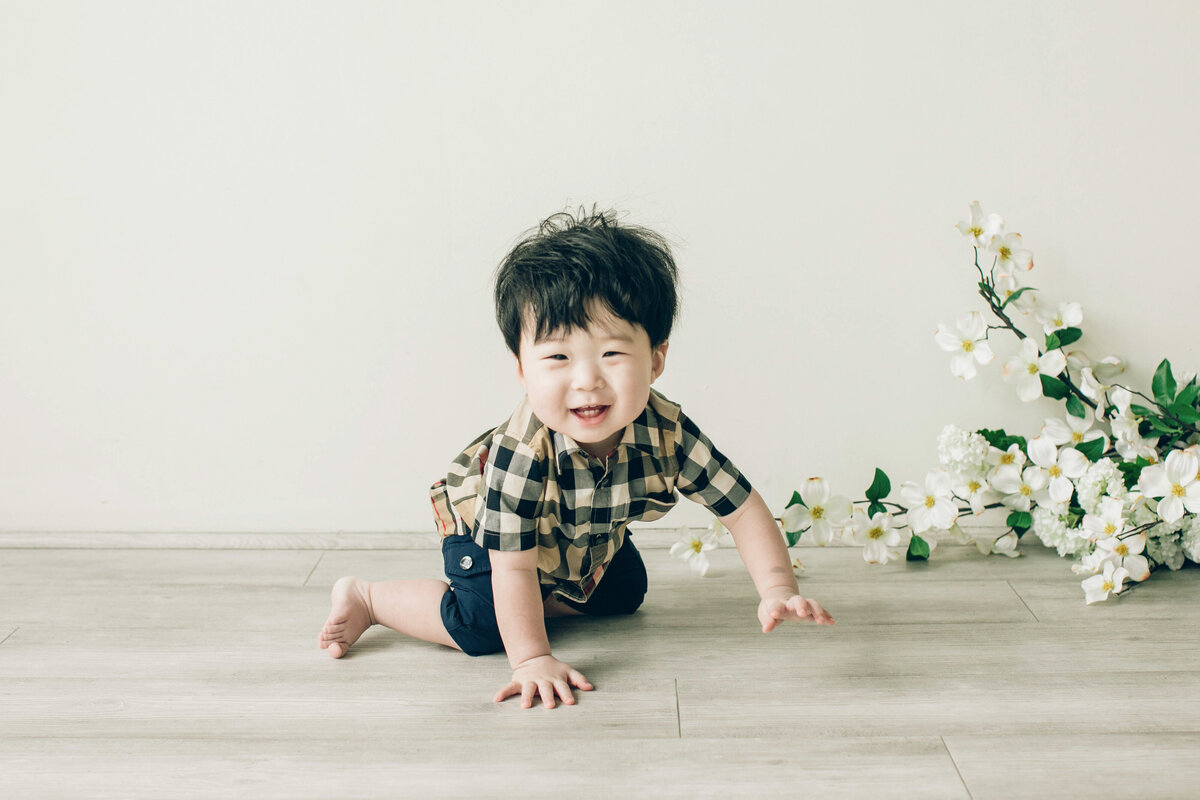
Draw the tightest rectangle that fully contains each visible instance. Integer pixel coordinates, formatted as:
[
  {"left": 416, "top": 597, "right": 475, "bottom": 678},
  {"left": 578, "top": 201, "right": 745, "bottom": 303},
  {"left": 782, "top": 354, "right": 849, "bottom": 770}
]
[
  {"left": 675, "top": 411, "right": 753, "bottom": 518},
  {"left": 474, "top": 437, "right": 545, "bottom": 551}
]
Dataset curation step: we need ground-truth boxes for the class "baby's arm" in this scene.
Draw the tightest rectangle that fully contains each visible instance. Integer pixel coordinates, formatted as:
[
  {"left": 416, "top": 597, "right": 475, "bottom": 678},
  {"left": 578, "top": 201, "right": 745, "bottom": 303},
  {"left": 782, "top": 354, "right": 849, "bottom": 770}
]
[
  {"left": 720, "top": 488, "right": 835, "bottom": 629},
  {"left": 490, "top": 548, "right": 594, "bottom": 708}
]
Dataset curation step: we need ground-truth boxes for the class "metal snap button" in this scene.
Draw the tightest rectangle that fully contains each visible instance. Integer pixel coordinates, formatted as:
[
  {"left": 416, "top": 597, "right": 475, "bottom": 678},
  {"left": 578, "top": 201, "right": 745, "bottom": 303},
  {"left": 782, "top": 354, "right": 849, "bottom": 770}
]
[{"left": 458, "top": 555, "right": 474, "bottom": 570}]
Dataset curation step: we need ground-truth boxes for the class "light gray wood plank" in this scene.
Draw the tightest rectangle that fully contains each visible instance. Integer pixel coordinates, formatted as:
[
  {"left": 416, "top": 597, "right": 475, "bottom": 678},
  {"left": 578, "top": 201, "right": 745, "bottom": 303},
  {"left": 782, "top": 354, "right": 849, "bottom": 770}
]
[
  {"left": 0, "top": 676, "right": 679, "bottom": 741},
  {"left": 306, "top": 548, "right": 446, "bottom": 586},
  {"left": 0, "top": 549, "right": 322, "bottom": 586},
  {"left": 944, "top": 733, "right": 1200, "bottom": 800},
  {"left": 677, "top": 672, "right": 1200, "bottom": 738},
  {"left": 1011, "top": 564, "right": 1200, "bottom": 621},
  {"left": 0, "top": 736, "right": 970, "bottom": 800}
]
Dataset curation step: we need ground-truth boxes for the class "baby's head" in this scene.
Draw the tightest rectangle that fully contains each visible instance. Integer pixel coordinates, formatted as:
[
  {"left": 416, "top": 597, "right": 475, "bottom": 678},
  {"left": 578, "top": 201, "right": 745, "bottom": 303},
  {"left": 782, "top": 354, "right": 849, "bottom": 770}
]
[{"left": 493, "top": 207, "right": 680, "bottom": 456}]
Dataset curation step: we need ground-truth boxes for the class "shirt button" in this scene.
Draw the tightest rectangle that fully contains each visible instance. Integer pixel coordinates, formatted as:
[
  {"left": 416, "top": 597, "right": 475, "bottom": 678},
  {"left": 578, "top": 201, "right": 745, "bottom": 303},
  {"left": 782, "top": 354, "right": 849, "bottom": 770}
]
[{"left": 458, "top": 555, "right": 474, "bottom": 570}]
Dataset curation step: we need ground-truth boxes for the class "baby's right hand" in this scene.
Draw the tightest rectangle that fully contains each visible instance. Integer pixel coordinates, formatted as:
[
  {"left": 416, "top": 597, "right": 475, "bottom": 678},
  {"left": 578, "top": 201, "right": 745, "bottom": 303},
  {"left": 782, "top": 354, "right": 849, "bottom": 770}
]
[{"left": 494, "top": 655, "right": 593, "bottom": 709}]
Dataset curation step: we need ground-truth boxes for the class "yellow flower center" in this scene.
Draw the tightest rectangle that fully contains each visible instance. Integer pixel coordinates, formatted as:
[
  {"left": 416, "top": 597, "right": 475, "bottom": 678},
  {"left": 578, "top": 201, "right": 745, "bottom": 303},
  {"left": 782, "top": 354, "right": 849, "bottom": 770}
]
[
  {"left": 1027, "top": 363, "right": 1040, "bottom": 375},
  {"left": 1049, "top": 465, "right": 1062, "bottom": 478},
  {"left": 1115, "top": 543, "right": 1129, "bottom": 557},
  {"left": 1053, "top": 316, "right": 1063, "bottom": 327},
  {"left": 691, "top": 539, "right": 704, "bottom": 554},
  {"left": 1172, "top": 484, "right": 1186, "bottom": 498},
  {"left": 1104, "top": 522, "right": 1115, "bottom": 535},
  {"left": 868, "top": 526, "right": 885, "bottom": 540},
  {"left": 1073, "top": 432, "right": 1084, "bottom": 443},
  {"left": 925, "top": 496, "right": 936, "bottom": 509},
  {"left": 1020, "top": 486, "right": 1032, "bottom": 496},
  {"left": 1102, "top": 579, "right": 1114, "bottom": 592},
  {"left": 962, "top": 340, "right": 975, "bottom": 353},
  {"left": 968, "top": 480, "right": 982, "bottom": 493},
  {"left": 812, "top": 506, "right": 825, "bottom": 520},
  {"left": 999, "top": 245, "right": 1012, "bottom": 260},
  {"left": 969, "top": 225, "right": 983, "bottom": 237},
  {"left": 1001, "top": 454, "right": 1015, "bottom": 465}
]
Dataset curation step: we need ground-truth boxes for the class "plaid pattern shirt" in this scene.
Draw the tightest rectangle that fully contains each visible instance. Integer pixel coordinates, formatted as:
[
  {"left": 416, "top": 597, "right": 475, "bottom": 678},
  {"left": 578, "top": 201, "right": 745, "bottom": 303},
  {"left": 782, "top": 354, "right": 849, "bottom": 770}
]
[{"left": 429, "top": 388, "right": 753, "bottom": 603}]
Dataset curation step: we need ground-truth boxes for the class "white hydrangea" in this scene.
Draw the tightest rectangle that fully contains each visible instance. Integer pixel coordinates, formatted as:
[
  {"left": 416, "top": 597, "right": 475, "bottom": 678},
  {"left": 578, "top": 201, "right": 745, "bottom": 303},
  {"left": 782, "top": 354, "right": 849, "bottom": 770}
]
[
  {"left": 1146, "top": 526, "right": 1186, "bottom": 571},
  {"left": 938, "top": 425, "right": 991, "bottom": 483},
  {"left": 1076, "top": 459, "right": 1129, "bottom": 515},
  {"left": 1032, "top": 505, "right": 1089, "bottom": 557},
  {"left": 1181, "top": 515, "right": 1200, "bottom": 563}
]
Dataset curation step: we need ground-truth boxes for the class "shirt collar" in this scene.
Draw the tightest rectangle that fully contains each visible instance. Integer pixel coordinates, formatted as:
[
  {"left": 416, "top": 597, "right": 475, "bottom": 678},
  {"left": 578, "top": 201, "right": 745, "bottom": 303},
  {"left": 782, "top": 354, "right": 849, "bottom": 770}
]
[{"left": 552, "top": 400, "right": 664, "bottom": 469}]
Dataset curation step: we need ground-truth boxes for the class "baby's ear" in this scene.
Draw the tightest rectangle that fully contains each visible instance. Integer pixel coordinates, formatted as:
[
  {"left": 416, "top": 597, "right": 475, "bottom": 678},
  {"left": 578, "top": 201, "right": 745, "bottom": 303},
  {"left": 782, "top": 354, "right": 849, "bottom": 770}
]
[
  {"left": 513, "top": 352, "right": 526, "bottom": 387},
  {"left": 651, "top": 340, "right": 669, "bottom": 382}
]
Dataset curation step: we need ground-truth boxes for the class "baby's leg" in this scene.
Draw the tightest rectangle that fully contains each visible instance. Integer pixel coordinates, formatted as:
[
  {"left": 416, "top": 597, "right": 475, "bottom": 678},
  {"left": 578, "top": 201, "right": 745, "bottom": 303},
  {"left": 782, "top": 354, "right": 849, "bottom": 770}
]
[{"left": 319, "top": 577, "right": 460, "bottom": 658}]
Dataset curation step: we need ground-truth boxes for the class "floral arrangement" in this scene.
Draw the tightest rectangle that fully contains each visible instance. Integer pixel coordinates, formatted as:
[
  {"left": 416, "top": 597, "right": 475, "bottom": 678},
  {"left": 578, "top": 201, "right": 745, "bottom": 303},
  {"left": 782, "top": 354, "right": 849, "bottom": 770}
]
[{"left": 672, "top": 202, "right": 1200, "bottom": 603}]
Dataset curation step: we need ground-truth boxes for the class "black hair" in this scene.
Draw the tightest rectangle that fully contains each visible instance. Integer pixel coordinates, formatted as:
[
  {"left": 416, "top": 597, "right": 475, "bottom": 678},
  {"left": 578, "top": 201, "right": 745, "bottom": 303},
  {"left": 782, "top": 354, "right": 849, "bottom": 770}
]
[{"left": 493, "top": 206, "right": 679, "bottom": 357}]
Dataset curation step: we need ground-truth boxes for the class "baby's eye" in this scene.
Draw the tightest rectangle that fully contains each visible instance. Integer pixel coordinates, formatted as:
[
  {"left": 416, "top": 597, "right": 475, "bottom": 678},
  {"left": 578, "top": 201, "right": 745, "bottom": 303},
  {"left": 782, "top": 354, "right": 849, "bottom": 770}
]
[
  {"left": 546, "top": 354, "right": 568, "bottom": 361},
  {"left": 604, "top": 351, "right": 624, "bottom": 358}
]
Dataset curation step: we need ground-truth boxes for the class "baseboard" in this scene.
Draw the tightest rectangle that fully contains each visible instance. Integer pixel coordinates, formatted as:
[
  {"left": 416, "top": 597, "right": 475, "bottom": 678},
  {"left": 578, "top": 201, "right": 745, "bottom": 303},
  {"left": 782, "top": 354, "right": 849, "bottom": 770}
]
[{"left": 0, "top": 525, "right": 1006, "bottom": 550}]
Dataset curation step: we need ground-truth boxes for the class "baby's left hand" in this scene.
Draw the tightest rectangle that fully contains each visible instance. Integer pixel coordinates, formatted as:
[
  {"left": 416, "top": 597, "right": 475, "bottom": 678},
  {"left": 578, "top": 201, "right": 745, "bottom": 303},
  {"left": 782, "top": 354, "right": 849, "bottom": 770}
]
[{"left": 758, "top": 593, "right": 834, "bottom": 632}]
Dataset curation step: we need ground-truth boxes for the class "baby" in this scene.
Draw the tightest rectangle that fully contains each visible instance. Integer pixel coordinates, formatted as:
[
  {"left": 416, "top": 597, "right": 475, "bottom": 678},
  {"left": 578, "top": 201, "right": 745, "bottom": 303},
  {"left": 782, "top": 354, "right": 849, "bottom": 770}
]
[{"left": 319, "top": 208, "right": 833, "bottom": 708}]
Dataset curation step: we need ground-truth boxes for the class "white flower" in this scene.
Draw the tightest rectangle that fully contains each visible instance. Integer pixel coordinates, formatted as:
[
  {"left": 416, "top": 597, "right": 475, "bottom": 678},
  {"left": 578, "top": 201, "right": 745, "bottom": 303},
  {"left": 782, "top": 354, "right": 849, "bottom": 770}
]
[
  {"left": 708, "top": 517, "right": 732, "bottom": 543},
  {"left": 791, "top": 557, "right": 806, "bottom": 575},
  {"left": 976, "top": 530, "right": 1022, "bottom": 558},
  {"left": 1027, "top": 435, "right": 1089, "bottom": 505},
  {"left": 1146, "top": 528, "right": 1186, "bottom": 571},
  {"left": 848, "top": 510, "right": 901, "bottom": 564},
  {"left": 1035, "top": 301, "right": 1083, "bottom": 335},
  {"left": 1082, "top": 497, "right": 1126, "bottom": 543},
  {"left": 987, "top": 231, "right": 1034, "bottom": 272},
  {"left": 781, "top": 478, "right": 852, "bottom": 546},
  {"left": 1095, "top": 531, "right": 1151, "bottom": 581},
  {"left": 1066, "top": 352, "right": 1125, "bottom": 403},
  {"left": 956, "top": 202, "right": 1004, "bottom": 247},
  {"left": 954, "top": 474, "right": 998, "bottom": 516},
  {"left": 898, "top": 470, "right": 958, "bottom": 533},
  {"left": 1002, "top": 339, "right": 1067, "bottom": 402},
  {"left": 670, "top": 530, "right": 717, "bottom": 576},
  {"left": 993, "top": 271, "right": 1038, "bottom": 314},
  {"left": 1076, "top": 459, "right": 1128, "bottom": 515},
  {"left": 990, "top": 464, "right": 1049, "bottom": 513},
  {"left": 1138, "top": 450, "right": 1200, "bottom": 523},
  {"left": 987, "top": 443, "right": 1027, "bottom": 475},
  {"left": 1042, "top": 407, "right": 1109, "bottom": 454},
  {"left": 1081, "top": 560, "right": 1130, "bottom": 604},
  {"left": 935, "top": 312, "right": 995, "bottom": 380},
  {"left": 1032, "top": 505, "right": 1088, "bottom": 557},
  {"left": 1180, "top": 515, "right": 1200, "bottom": 562}
]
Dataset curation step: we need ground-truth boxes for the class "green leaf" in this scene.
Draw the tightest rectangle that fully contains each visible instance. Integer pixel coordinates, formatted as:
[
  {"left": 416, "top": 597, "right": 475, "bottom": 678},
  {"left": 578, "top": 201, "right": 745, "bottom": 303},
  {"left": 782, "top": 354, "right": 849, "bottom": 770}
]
[
  {"left": 906, "top": 535, "right": 931, "bottom": 561},
  {"left": 1176, "top": 379, "right": 1200, "bottom": 408},
  {"left": 1065, "top": 395, "right": 1086, "bottom": 419},
  {"left": 1044, "top": 332, "right": 1061, "bottom": 352},
  {"left": 785, "top": 529, "right": 803, "bottom": 547},
  {"left": 1147, "top": 417, "right": 1182, "bottom": 436},
  {"left": 787, "top": 490, "right": 806, "bottom": 508},
  {"left": 1171, "top": 403, "right": 1200, "bottom": 425},
  {"left": 1000, "top": 286, "right": 1034, "bottom": 310},
  {"left": 1006, "top": 510, "right": 1032, "bottom": 531},
  {"left": 867, "top": 501, "right": 887, "bottom": 517},
  {"left": 1055, "top": 327, "right": 1083, "bottom": 347},
  {"left": 1153, "top": 359, "right": 1177, "bottom": 406},
  {"left": 1075, "top": 437, "right": 1105, "bottom": 462},
  {"left": 1117, "top": 457, "right": 1152, "bottom": 490},
  {"left": 976, "top": 428, "right": 1026, "bottom": 453},
  {"left": 1130, "top": 404, "right": 1158, "bottom": 418},
  {"left": 865, "top": 468, "right": 891, "bottom": 501},
  {"left": 1041, "top": 374, "right": 1070, "bottom": 400}
]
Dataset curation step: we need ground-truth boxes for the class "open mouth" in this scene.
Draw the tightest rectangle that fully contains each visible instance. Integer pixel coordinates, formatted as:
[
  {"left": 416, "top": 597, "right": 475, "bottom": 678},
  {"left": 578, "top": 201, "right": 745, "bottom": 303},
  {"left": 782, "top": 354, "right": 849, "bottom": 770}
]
[{"left": 571, "top": 405, "right": 610, "bottom": 422}]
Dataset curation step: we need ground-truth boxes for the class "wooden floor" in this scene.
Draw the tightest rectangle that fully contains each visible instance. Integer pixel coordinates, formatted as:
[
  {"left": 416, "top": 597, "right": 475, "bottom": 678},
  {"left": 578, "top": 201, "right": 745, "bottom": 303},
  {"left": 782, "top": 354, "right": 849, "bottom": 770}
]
[{"left": 2, "top": 538, "right": 1199, "bottom": 799}]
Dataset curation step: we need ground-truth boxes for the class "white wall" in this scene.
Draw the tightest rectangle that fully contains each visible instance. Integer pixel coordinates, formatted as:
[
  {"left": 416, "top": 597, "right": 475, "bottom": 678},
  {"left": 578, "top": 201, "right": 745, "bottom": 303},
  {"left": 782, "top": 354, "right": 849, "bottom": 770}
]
[{"left": 3, "top": 0, "right": 1199, "bottom": 534}]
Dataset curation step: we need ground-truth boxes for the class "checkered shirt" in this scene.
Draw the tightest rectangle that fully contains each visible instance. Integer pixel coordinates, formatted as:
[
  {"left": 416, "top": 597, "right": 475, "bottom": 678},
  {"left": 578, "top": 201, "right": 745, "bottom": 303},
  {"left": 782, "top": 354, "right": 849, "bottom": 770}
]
[{"left": 429, "top": 388, "right": 753, "bottom": 603}]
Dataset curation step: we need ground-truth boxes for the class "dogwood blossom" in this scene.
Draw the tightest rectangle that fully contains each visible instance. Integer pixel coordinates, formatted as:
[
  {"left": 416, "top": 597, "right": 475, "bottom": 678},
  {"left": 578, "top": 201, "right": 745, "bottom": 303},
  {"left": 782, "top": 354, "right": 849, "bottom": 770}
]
[
  {"left": 1066, "top": 352, "right": 1125, "bottom": 403},
  {"left": 1003, "top": 339, "right": 1067, "bottom": 402},
  {"left": 780, "top": 478, "right": 851, "bottom": 545},
  {"left": 898, "top": 470, "right": 958, "bottom": 533},
  {"left": 987, "top": 231, "right": 1034, "bottom": 272},
  {"left": 1138, "top": 450, "right": 1200, "bottom": 523},
  {"left": 1081, "top": 560, "right": 1129, "bottom": 604},
  {"left": 1042, "top": 408, "right": 1109, "bottom": 453},
  {"left": 1027, "top": 435, "right": 1088, "bottom": 505},
  {"left": 1095, "top": 532, "right": 1151, "bottom": 582},
  {"left": 670, "top": 530, "right": 718, "bottom": 576},
  {"left": 954, "top": 474, "right": 997, "bottom": 515},
  {"left": 975, "top": 530, "right": 1021, "bottom": 558},
  {"left": 956, "top": 201, "right": 1004, "bottom": 247},
  {"left": 986, "top": 443, "right": 1027, "bottom": 475},
  {"left": 993, "top": 271, "right": 1038, "bottom": 314},
  {"left": 1035, "top": 301, "right": 1082, "bottom": 335},
  {"left": 935, "top": 312, "right": 995, "bottom": 380},
  {"left": 990, "top": 464, "right": 1048, "bottom": 513},
  {"left": 1082, "top": 497, "right": 1126, "bottom": 543},
  {"left": 848, "top": 510, "right": 901, "bottom": 564}
]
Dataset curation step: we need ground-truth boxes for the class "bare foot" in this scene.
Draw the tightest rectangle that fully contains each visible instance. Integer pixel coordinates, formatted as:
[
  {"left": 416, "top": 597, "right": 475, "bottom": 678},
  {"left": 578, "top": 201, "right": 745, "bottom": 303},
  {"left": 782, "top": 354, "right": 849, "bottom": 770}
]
[{"left": 319, "top": 576, "right": 375, "bottom": 658}]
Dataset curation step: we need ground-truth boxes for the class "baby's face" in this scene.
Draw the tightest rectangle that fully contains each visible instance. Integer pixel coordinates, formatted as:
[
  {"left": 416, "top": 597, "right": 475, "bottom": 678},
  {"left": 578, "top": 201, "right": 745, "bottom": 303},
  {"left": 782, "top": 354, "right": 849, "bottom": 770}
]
[{"left": 515, "top": 304, "right": 668, "bottom": 460}]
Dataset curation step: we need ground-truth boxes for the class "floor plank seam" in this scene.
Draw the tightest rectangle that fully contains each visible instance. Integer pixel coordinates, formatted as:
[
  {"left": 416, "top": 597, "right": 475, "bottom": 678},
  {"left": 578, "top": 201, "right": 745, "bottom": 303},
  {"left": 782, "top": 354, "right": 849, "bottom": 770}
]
[
  {"left": 0, "top": 627, "right": 16, "bottom": 646},
  {"left": 1005, "top": 580, "right": 1041, "bottom": 621},
  {"left": 303, "top": 552, "right": 327, "bottom": 587},
  {"left": 941, "top": 736, "right": 975, "bottom": 800},
  {"left": 674, "top": 678, "right": 681, "bottom": 739}
]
